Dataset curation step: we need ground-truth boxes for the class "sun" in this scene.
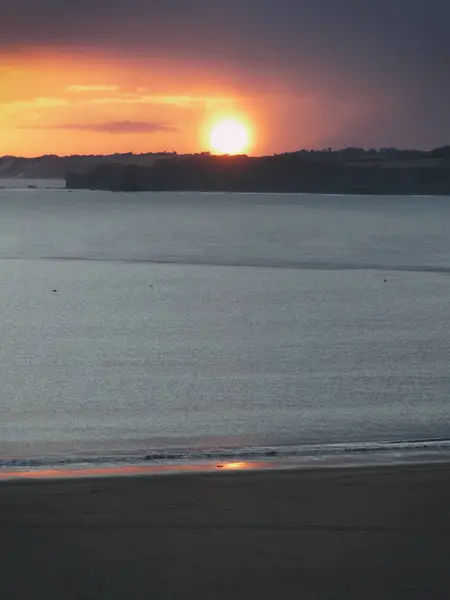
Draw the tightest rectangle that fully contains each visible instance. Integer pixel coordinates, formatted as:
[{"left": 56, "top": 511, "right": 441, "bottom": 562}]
[{"left": 209, "top": 119, "right": 249, "bottom": 154}]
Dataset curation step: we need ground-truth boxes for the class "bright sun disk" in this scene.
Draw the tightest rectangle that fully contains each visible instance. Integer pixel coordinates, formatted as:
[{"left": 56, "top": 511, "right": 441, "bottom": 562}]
[{"left": 209, "top": 119, "right": 249, "bottom": 154}]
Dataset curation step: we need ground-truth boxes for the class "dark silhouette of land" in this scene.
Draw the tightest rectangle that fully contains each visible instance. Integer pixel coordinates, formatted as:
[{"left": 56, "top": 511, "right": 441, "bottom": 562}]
[
  {"left": 0, "top": 152, "right": 176, "bottom": 180},
  {"left": 2, "top": 147, "right": 450, "bottom": 194},
  {"left": 65, "top": 146, "right": 450, "bottom": 195}
]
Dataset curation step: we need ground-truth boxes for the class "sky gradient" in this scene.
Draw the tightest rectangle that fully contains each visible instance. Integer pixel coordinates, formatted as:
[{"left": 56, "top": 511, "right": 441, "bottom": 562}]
[{"left": 1, "top": 0, "right": 449, "bottom": 157}]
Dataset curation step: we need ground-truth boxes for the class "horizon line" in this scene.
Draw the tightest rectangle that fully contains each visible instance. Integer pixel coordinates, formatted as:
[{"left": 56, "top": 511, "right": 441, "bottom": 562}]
[{"left": 1, "top": 145, "right": 449, "bottom": 161}]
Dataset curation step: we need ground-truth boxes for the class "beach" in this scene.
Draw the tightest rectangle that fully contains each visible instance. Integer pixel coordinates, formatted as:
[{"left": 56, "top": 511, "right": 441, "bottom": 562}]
[{"left": 1, "top": 463, "right": 450, "bottom": 599}]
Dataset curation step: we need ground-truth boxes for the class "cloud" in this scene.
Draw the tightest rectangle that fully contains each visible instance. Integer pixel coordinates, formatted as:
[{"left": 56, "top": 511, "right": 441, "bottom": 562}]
[
  {"left": 17, "top": 121, "right": 177, "bottom": 134},
  {"left": 2, "top": 97, "right": 71, "bottom": 114},
  {"left": 2, "top": 92, "right": 226, "bottom": 113},
  {"left": 85, "top": 94, "right": 228, "bottom": 107},
  {"left": 66, "top": 85, "right": 120, "bottom": 93},
  {"left": 2, "top": 0, "right": 450, "bottom": 149}
]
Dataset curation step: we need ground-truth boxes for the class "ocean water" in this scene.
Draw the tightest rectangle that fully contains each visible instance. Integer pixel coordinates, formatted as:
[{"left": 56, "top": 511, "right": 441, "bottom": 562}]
[{"left": 1, "top": 179, "right": 450, "bottom": 471}]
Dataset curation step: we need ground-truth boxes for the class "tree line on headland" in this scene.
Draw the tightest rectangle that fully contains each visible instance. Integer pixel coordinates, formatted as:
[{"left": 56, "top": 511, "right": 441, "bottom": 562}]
[
  {"left": 2, "top": 147, "right": 450, "bottom": 194},
  {"left": 66, "top": 146, "right": 450, "bottom": 195},
  {"left": 0, "top": 152, "right": 176, "bottom": 180}
]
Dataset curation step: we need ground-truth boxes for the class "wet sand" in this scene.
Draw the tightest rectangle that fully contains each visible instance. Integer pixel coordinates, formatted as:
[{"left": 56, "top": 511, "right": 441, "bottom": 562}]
[{"left": 1, "top": 463, "right": 450, "bottom": 599}]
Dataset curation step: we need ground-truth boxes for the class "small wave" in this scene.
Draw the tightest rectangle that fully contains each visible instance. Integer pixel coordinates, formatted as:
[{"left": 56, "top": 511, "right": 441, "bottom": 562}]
[{"left": 2, "top": 439, "right": 450, "bottom": 472}]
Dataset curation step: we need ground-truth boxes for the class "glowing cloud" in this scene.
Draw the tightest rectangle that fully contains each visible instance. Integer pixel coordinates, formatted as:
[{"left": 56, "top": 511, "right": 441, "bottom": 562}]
[
  {"left": 67, "top": 84, "right": 120, "bottom": 93},
  {"left": 17, "top": 121, "right": 177, "bottom": 134}
]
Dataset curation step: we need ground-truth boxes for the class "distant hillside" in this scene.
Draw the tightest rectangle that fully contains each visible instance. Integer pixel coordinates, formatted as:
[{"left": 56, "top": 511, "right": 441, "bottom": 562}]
[
  {"left": 0, "top": 152, "right": 177, "bottom": 179},
  {"left": 3, "top": 146, "right": 450, "bottom": 193},
  {"left": 66, "top": 147, "right": 450, "bottom": 195}
]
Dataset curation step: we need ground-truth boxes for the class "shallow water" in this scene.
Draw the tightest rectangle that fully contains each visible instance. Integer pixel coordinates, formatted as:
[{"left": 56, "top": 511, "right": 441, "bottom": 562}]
[{"left": 1, "top": 180, "right": 450, "bottom": 465}]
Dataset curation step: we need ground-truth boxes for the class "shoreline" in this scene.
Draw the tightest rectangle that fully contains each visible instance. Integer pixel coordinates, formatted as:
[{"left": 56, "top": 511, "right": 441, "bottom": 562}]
[
  {"left": 2, "top": 446, "right": 450, "bottom": 482},
  {"left": 2, "top": 461, "right": 450, "bottom": 599},
  {"left": 2, "top": 179, "right": 450, "bottom": 197}
]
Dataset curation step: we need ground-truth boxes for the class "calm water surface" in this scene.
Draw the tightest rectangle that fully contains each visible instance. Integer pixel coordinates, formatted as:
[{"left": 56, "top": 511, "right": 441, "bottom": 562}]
[{"left": 1, "top": 179, "right": 450, "bottom": 462}]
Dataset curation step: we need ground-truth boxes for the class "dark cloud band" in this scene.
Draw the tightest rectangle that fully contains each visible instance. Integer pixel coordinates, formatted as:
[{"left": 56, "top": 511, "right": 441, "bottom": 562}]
[{"left": 17, "top": 121, "right": 177, "bottom": 134}]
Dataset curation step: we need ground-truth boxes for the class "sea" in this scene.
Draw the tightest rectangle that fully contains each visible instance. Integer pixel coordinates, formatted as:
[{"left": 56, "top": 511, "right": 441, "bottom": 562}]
[{"left": 1, "top": 178, "right": 450, "bottom": 476}]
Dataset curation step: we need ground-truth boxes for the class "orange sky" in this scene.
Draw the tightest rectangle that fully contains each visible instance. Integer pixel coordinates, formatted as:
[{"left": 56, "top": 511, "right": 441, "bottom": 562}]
[
  {"left": 0, "top": 50, "right": 374, "bottom": 158},
  {"left": 1, "top": 2, "right": 449, "bottom": 157},
  {"left": 0, "top": 52, "right": 268, "bottom": 157}
]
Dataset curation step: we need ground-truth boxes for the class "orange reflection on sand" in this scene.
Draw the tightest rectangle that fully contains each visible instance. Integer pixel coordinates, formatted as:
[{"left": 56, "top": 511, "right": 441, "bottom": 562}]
[
  {"left": 0, "top": 461, "right": 266, "bottom": 481},
  {"left": 218, "top": 461, "right": 248, "bottom": 470}
]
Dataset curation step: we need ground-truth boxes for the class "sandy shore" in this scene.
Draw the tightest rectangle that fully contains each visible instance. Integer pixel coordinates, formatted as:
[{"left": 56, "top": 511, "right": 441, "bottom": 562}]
[{"left": 1, "top": 463, "right": 450, "bottom": 599}]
